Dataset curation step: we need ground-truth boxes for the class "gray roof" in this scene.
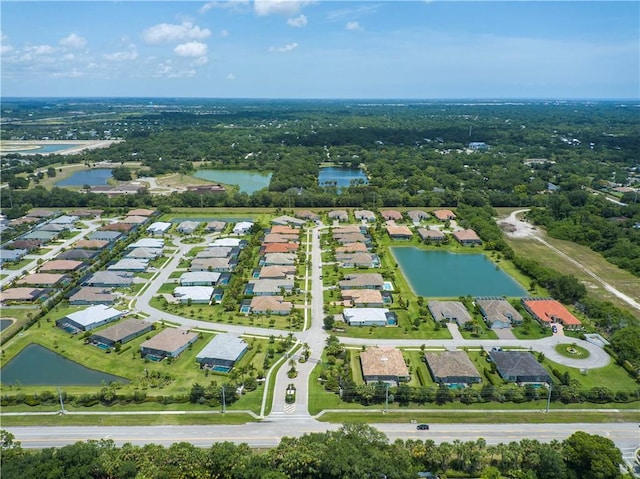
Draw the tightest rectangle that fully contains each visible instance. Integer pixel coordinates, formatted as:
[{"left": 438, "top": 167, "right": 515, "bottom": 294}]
[
  {"left": 65, "top": 305, "right": 123, "bottom": 327},
  {"left": 424, "top": 351, "right": 481, "bottom": 381},
  {"left": 86, "top": 270, "right": 134, "bottom": 286},
  {"left": 147, "top": 221, "right": 172, "bottom": 233},
  {"left": 141, "top": 328, "right": 198, "bottom": 353},
  {"left": 476, "top": 298, "right": 523, "bottom": 325},
  {"left": 180, "top": 271, "right": 221, "bottom": 284},
  {"left": 23, "top": 231, "right": 57, "bottom": 240},
  {"left": 108, "top": 258, "right": 148, "bottom": 271},
  {"left": 428, "top": 301, "right": 473, "bottom": 325},
  {"left": 196, "top": 333, "right": 247, "bottom": 362},
  {"left": 128, "top": 238, "right": 165, "bottom": 249},
  {"left": 57, "top": 249, "right": 99, "bottom": 260},
  {"left": 0, "top": 249, "right": 28, "bottom": 261},
  {"left": 126, "top": 247, "right": 162, "bottom": 259},
  {"left": 339, "top": 273, "right": 384, "bottom": 289},
  {"left": 196, "top": 246, "right": 234, "bottom": 258},
  {"left": 50, "top": 215, "right": 79, "bottom": 224},
  {"left": 89, "top": 231, "right": 122, "bottom": 241},
  {"left": 92, "top": 318, "right": 152, "bottom": 342},
  {"left": 489, "top": 351, "right": 551, "bottom": 382},
  {"left": 69, "top": 287, "right": 115, "bottom": 303},
  {"left": 250, "top": 279, "right": 294, "bottom": 294}
]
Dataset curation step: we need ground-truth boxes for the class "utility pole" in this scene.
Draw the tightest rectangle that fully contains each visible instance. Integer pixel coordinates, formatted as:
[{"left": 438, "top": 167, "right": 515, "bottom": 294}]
[
  {"left": 545, "top": 384, "right": 552, "bottom": 413},
  {"left": 57, "top": 387, "right": 66, "bottom": 415},
  {"left": 221, "top": 385, "right": 226, "bottom": 413},
  {"left": 385, "top": 384, "right": 389, "bottom": 413}
]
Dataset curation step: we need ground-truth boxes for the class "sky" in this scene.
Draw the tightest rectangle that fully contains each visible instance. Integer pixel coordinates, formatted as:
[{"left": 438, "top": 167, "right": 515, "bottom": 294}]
[{"left": 1, "top": 1, "right": 639, "bottom": 99}]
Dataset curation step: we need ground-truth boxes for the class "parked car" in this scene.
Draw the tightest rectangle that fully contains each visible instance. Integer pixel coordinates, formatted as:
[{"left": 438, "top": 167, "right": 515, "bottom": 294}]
[
  {"left": 417, "top": 424, "right": 430, "bottom": 430},
  {"left": 551, "top": 325, "right": 558, "bottom": 333}
]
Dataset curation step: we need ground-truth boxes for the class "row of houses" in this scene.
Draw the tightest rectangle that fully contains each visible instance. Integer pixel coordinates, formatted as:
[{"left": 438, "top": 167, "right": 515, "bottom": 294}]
[{"left": 359, "top": 346, "right": 551, "bottom": 387}]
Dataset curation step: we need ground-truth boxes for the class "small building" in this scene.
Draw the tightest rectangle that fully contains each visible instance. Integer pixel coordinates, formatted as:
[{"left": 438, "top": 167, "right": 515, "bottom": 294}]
[
  {"left": 433, "top": 209, "right": 456, "bottom": 221},
  {"left": 88, "top": 231, "right": 123, "bottom": 242},
  {"left": 147, "top": 222, "right": 172, "bottom": 236},
  {"left": 468, "top": 142, "right": 489, "bottom": 151},
  {"left": 27, "top": 208, "right": 58, "bottom": 218},
  {"left": 354, "top": 210, "right": 376, "bottom": 222},
  {"left": 56, "top": 304, "right": 124, "bottom": 333},
  {"left": 39, "top": 259, "right": 84, "bottom": 273},
  {"left": 328, "top": 210, "right": 349, "bottom": 222},
  {"left": 69, "top": 287, "right": 116, "bottom": 305},
  {"left": 205, "top": 220, "right": 226, "bottom": 232},
  {"left": 90, "top": 318, "right": 154, "bottom": 348},
  {"left": 424, "top": 351, "right": 481, "bottom": 385},
  {"left": 173, "top": 286, "right": 215, "bottom": 304},
  {"left": 39, "top": 223, "right": 70, "bottom": 233},
  {"left": 108, "top": 258, "right": 148, "bottom": 272},
  {"left": 246, "top": 279, "right": 294, "bottom": 296},
  {"left": 271, "top": 225, "right": 300, "bottom": 235},
  {"left": 406, "top": 210, "right": 430, "bottom": 223},
  {"left": 70, "top": 209, "right": 104, "bottom": 218},
  {"left": 140, "top": 328, "right": 198, "bottom": 360},
  {"left": 179, "top": 271, "right": 221, "bottom": 286},
  {"left": 428, "top": 301, "right": 473, "bottom": 327},
  {"left": 247, "top": 296, "right": 293, "bottom": 315},
  {"left": 380, "top": 210, "right": 403, "bottom": 221},
  {"left": 271, "top": 215, "right": 306, "bottom": 227},
  {"left": 417, "top": 228, "right": 446, "bottom": 242},
  {"left": 177, "top": 221, "right": 200, "bottom": 235},
  {"left": 385, "top": 224, "right": 413, "bottom": 240},
  {"left": 85, "top": 271, "right": 134, "bottom": 287},
  {"left": 263, "top": 233, "right": 299, "bottom": 244},
  {"left": 476, "top": 298, "right": 523, "bottom": 329},
  {"left": 22, "top": 230, "right": 58, "bottom": 242},
  {"left": 8, "top": 239, "right": 43, "bottom": 251},
  {"left": 333, "top": 225, "right": 364, "bottom": 235},
  {"left": 343, "top": 308, "right": 392, "bottom": 327},
  {"left": 17, "top": 273, "right": 67, "bottom": 287},
  {"left": 127, "top": 238, "right": 165, "bottom": 250},
  {"left": 196, "top": 334, "right": 247, "bottom": 371},
  {"left": 333, "top": 232, "right": 368, "bottom": 244},
  {"left": 338, "top": 273, "right": 384, "bottom": 290},
  {"left": 522, "top": 298, "right": 582, "bottom": 330},
  {"left": 489, "top": 351, "right": 552, "bottom": 384},
  {"left": 452, "top": 229, "right": 482, "bottom": 246},
  {"left": 360, "top": 346, "right": 410, "bottom": 385},
  {"left": 341, "top": 289, "right": 384, "bottom": 308},
  {"left": 0, "top": 287, "right": 46, "bottom": 305}
]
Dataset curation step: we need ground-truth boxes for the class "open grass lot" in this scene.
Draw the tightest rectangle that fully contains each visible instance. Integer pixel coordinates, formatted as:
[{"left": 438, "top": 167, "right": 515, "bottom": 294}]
[
  {"left": 0, "top": 307, "right": 40, "bottom": 341},
  {"left": 504, "top": 236, "right": 640, "bottom": 319},
  {"left": 159, "top": 208, "right": 276, "bottom": 226}
]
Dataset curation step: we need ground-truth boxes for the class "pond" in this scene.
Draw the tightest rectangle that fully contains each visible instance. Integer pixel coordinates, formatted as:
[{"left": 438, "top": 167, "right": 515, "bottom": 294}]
[
  {"left": 0, "top": 319, "right": 14, "bottom": 332},
  {"left": 193, "top": 170, "right": 272, "bottom": 194},
  {"left": 318, "top": 167, "right": 368, "bottom": 189},
  {"left": 1, "top": 343, "right": 128, "bottom": 386},
  {"left": 391, "top": 247, "right": 527, "bottom": 297},
  {"left": 56, "top": 169, "right": 113, "bottom": 186}
]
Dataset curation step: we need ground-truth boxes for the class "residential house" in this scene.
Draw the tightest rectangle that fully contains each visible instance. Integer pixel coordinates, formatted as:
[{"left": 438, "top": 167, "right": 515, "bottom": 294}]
[
  {"left": 354, "top": 210, "right": 376, "bottom": 222},
  {"left": 343, "top": 308, "right": 393, "bottom": 327},
  {"left": 328, "top": 210, "right": 349, "bottom": 222},
  {"left": 127, "top": 208, "right": 156, "bottom": 217},
  {"left": 271, "top": 215, "right": 306, "bottom": 227},
  {"left": 121, "top": 215, "right": 149, "bottom": 225},
  {"left": 232, "top": 221, "right": 253, "bottom": 235},
  {"left": 100, "top": 222, "right": 135, "bottom": 233},
  {"left": 522, "top": 298, "right": 582, "bottom": 330},
  {"left": 270, "top": 225, "right": 300, "bottom": 235},
  {"left": 56, "top": 305, "right": 124, "bottom": 333},
  {"left": 452, "top": 229, "right": 482, "bottom": 246},
  {"left": 90, "top": 318, "right": 153, "bottom": 348},
  {"left": 417, "top": 228, "right": 445, "bottom": 242},
  {"left": 127, "top": 238, "right": 165, "bottom": 250},
  {"left": 489, "top": 351, "right": 552, "bottom": 384},
  {"left": 126, "top": 248, "right": 162, "bottom": 260},
  {"left": 261, "top": 243, "right": 298, "bottom": 254},
  {"left": 385, "top": 224, "right": 413, "bottom": 240},
  {"left": 247, "top": 296, "right": 293, "bottom": 315},
  {"left": 246, "top": 279, "right": 294, "bottom": 296},
  {"left": 85, "top": 271, "right": 134, "bottom": 288},
  {"left": 406, "top": 210, "right": 430, "bottom": 223},
  {"left": 263, "top": 233, "right": 299, "bottom": 244},
  {"left": 341, "top": 289, "right": 384, "bottom": 308},
  {"left": 0, "top": 248, "right": 28, "bottom": 265},
  {"left": 70, "top": 209, "right": 103, "bottom": 218},
  {"left": 57, "top": 249, "right": 99, "bottom": 261},
  {"left": 433, "top": 209, "right": 456, "bottom": 221},
  {"left": 332, "top": 225, "right": 363, "bottom": 235},
  {"left": 262, "top": 253, "right": 296, "bottom": 266},
  {"left": 196, "top": 246, "right": 239, "bottom": 259},
  {"left": 173, "top": 286, "right": 214, "bottom": 304},
  {"left": 177, "top": 221, "right": 200, "bottom": 235},
  {"left": 209, "top": 238, "right": 245, "bottom": 248},
  {"left": 469, "top": 141, "right": 489, "bottom": 151},
  {"left": 140, "top": 328, "right": 198, "bottom": 360},
  {"left": 333, "top": 232, "right": 368, "bottom": 244},
  {"left": 147, "top": 222, "right": 172, "bottom": 236},
  {"left": 8, "top": 239, "right": 43, "bottom": 251},
  {"left": 338, "top": 273, "right": 384, "bottom": 290},
  {"left": 88, "top": 231, "right": 123, "bottom": 242},
  {"left": 295, "top": 210, "right": 320, "bottom": 221},
  {"left": 424, "top": 351, "right": 481, "bottom": 385},
  {"left": 205, "top": 221, "right": 226, "bottom": 233},
  {"left": 39, "top": 260, "right": 84, "bottom": 273},
  {"left": 22, "top": 230, "right": 58, "bottom": 242},
  {"left": 336, "top": 242, "right": 368, "bottom": 253},
  {"left": 258, "top": 265, "right": 296, "bottom": 279},
  {"left": 336, "top": 252, "right": 379, "bottom": 268},
  {"left": 179, "top": 271, "right": 221, "bottom": 286},
  {"left": 360, "top": 347, "right": 410, "bottom": 385},
  {"left": 108, "top": 258, "right": 148, "bottom": 272},
  {"left": 380, "top": 210, "right": 402, "bottom": 221},
  {"left": 17, "top": 273, "right": 67, "bottom": 288},
  {"left": 0, "top": 287, "right": 46, "bottom": 305},
  {"left": 428, "top": 301, "right": 473, "bottom": 327},
  {"left": 476, "top": 298, "right": 523, "bottom": 329},
  {"left": 190, "top": 257, "right": 236, "bottom": 272},
  {"left": 73, "top": 239, "right": 109, "bottom": 250},
  {"left": 196, "top": 334, "right": 247, "bottom": 370}
]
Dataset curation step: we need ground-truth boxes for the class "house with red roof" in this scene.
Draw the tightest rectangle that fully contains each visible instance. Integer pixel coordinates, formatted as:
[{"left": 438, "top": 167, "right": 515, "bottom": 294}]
[{"left": 522, "top": 298, "right": 582, "bottom": 331}]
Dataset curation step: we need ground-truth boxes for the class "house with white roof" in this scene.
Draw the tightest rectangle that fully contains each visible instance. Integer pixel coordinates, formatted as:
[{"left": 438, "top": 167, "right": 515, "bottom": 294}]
[
  {"left": 210, "top": 238, "right": 244, "bottom": 248},
  {"left": 343, "top": 308, "right": 393, "bottom": 327},
  {"left": 56, "top": 304, "right": 124, "bottom": 333},
  {"left": 127, "top": 238, "right": 165, "bottom": 249},
  {"left": 173, "top": 286, "right": 215, "bottom": 304},
  {"left": 108, "top": 258, "right": 149, "bottom": 272},
  {"left": 179, "top": 271, "right": 221, "bottom": 286},
  {"left": 177, "top": 221, "right": 200, "bottom": 235},
  {"left": 233, "top": 221, "right": 253, "bottom": 235},
  {"left": 147, "top": 222, "right": 172, "bottom": 236},
  {"left": 196, "top": 334, "right": 248, "bottom": 371}
]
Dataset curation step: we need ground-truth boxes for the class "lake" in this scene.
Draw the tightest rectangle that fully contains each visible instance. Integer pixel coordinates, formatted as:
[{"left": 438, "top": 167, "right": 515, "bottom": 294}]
[
  {"left": 193, "top": 170, "right": 272, "bottom": 194},
  {"left": 318, "top": 167, "right": 368, "bottom": 188},
  {"left": 1, "top": 343, "right": 128, "bottom": 386},
  {"left": 391, "top": 247, "right": 527, "bottom": 297},
  {"left": 0, "top": 319, "right": 14, "bottom": 332},
  {"left": 56, "top": 169, "right": 113, "bottom": 186}
]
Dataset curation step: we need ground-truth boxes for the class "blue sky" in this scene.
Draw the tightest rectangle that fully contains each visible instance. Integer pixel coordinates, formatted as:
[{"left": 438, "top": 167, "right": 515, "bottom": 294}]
[{"left": 1, "top": 1, "right": 638, "bottom": 99}]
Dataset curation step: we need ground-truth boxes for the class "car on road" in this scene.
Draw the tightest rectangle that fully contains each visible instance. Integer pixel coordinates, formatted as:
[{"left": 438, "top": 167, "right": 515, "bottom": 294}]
[
  {"left": 551, "top": 325, "right": 558, "bottom": 333},
  {"left": 417, "top": 424, "right": 429, "bottom": 430}
]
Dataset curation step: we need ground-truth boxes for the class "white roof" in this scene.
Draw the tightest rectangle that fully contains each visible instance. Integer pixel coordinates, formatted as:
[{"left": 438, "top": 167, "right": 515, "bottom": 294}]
[
  {"left": 233, "top": 221, "right": 253, "bottom": 233},
  {"left": 173, "top": 286, "right": 214, "bottom": 302},
  {"left": 196, "top": 334, "right": 247, "bottom": 362},
  {"left": 343, "top": 308, "right": 389, "bottom": 324},
  {"left": 180, "top": 271, "right": 221, "bottom": 284},
  {"left": 147, "top": 222, "right": 172, "bottom": 233},
  {"left": 108, "top": 258, "right": 148, "bottom": 270},
  {"left": 210, "top": 238, "right": 242, "bottom": 247},
  {"left": 65, "top": 305, "right": 122, "bottom": 327},
  {"left": 128, "top": 238, "right": 165, "bottom": 249}
]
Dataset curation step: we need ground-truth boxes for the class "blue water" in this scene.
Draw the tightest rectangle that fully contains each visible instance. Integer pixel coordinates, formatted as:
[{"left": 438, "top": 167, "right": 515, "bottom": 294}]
[
  {"left": 391, "top": 247, "right": 527, "bottom": 298},
  {"left": 56, "top": 169, "right": 113, "bottom": 186},
  {"left": 0, "top": 319, "right": 14, "bottom": 332},
  {"left": 1, "top": 343, "right": 128, "bottom": 386},
  {"left": 10, "top": 144, "right": 81, "bottom": 154},
  {"left": 318, "top": 167, "right": 368, "bottom": 188},
  {"left": 193, "top": 170, "right": 272, "bottom": 194}
]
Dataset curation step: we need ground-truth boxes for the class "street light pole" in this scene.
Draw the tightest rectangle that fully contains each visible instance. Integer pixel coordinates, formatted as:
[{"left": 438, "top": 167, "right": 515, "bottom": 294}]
[
  {"left": 385, "top": 384, "right": 389, "bottom": 414},
  {"left": 545, "top": 384, "right": 552, "bottom": 413}
]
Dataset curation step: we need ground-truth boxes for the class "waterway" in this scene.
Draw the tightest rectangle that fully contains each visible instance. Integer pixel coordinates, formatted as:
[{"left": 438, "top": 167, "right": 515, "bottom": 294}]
[
  {"left": 56, "top": 169, "right": 113, "bottom": 187},
  {"left": 391, "top": 247, "right": 527, "bottom": 297},
  {"left": 318, "top": 167, "right": 368, "bottom": 188},
  {"left": 193, "top": 170, "right": 272, "bottom": 194},
  {"left": 1, "top": 343, "right": 128, "bottom": 386}
]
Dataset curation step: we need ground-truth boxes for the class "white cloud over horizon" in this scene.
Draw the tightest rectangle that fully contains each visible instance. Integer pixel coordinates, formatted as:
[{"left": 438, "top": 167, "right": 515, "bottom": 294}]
[
  {"left": 143, "top": 22, "right": 211, "bottom": 45},
  {"left": 287, "top": 14, "right": 308, "bottom": 28},
  {"left": 268, "top": 42, "right": 299, "bottom": 53}
]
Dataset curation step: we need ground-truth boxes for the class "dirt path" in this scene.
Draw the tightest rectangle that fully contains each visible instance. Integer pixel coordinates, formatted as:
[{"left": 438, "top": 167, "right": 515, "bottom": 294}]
[{"left": 498, "top": 209, "right": 640, "bottom": 312}]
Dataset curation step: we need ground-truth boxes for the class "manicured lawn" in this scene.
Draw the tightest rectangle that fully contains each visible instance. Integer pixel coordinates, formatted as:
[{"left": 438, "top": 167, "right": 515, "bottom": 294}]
[
  {"left": 554, "top": 343, "right": 590, "bottom": 359},
  {"left": 2, "top": 258, "right": 32, "bottom": 270}
]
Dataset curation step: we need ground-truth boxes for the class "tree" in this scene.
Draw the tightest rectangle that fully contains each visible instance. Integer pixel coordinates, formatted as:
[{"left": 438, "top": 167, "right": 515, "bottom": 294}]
[
  {"left": 563, "top": 431, "right": 623, "bottom": 479},
  {"left": 112, "top": 166, "right": 133, "bottom": 181},
  {"left": 323, "top": 315, "right": 335, "bottom": 330}
]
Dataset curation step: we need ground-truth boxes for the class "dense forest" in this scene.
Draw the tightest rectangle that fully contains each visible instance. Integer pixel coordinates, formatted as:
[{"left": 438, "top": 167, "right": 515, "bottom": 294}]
[{"left": 0, "top": 426, "right": 628, "bottom": 479}]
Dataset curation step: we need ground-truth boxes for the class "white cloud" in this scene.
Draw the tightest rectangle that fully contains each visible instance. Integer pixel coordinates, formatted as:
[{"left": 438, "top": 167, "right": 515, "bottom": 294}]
[
  {"left": 52, "top": 68, "right": 84, "bottom": 78},
  {"left": 226, "top": 73, "right": 236, "bottom": 80},
  {"left": 154, "top": 60, "right": 196, "bottom": 78},
  {"left": 220, "top": 29, "right": 230, "bottom": 38},
  {"left": 326, "top": 5, "right": 378, "bottom": 20},
  {"left": 199, "top": 0, "right": 249, "bottom": 14},
  {"left": 59, "top": 33, "right": 87, "bottom": 49},
  {"left": 287, "top": 14, "right": 308, "bottom": 28},
  {"left": 174, "top": 41, "right": 208, "bottom": 57},
  {"left": 104, "top": 48, "right": 139, "bottom": 62},
  {"left": 25, "top": 44, "right": 56, "bottom": 56},
  {"left": 1, "top": 44, "right": 13, "bottom": 55},
  {"left": 269, "top": 42, "right": 298, "bottom": 53},
  {"left": 143, "top": 22, "right": 211, "bottom": 44},
  {"left": 346, "top": 21, "right": 361, "bottom": 31},
  {"left": 255, "top": 0, "right": 312, "bottom": 17},
  {"left": 193, "top": 55, "right": 209, "bottom": 66}
]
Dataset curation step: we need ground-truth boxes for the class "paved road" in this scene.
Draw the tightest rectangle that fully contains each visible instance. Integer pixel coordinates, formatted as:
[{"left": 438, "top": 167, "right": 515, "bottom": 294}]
[{"left": 6, "top": 422, "right": 638, "bottom": 452}]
